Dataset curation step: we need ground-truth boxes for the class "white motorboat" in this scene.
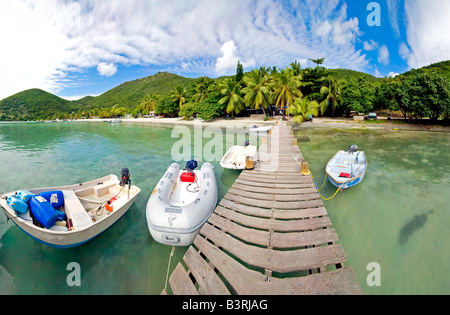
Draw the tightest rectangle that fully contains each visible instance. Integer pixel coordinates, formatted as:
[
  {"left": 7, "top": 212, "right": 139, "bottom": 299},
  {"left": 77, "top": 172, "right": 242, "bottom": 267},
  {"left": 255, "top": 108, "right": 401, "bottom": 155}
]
[
  {"left": 146, "top": 161, "right": 218, "bottom": 246},
  {"left": 326, "top": 145, "right": 367, "bottom": 190},
  {"left": 249, "top": 125, "right": 272, "bottom": 133},
  {"left": 220, "top": 141, "right": 257, "bottom": 170},
  {"left": 0, "top": 169, "right": 140, "bottom": 248}
]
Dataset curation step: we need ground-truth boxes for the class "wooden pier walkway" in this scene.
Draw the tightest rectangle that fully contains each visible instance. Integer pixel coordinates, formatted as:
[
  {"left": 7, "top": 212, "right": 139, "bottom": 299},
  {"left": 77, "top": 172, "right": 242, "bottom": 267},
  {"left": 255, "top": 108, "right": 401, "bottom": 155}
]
[{"left": 165, "top": 121, "right": 362, "bottom": 295}]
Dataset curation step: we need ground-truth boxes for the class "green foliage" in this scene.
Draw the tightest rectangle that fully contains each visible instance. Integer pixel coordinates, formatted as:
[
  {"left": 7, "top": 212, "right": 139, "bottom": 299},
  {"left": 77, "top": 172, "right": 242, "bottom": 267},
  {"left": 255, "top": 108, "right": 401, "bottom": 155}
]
[
  {"left": 341, "top": 77, "right": 377, "bottom": 113},
  {"left": 2, "top": 59, "right": 449, "bottom": 123},
  {"left": 289, "top": 97, "right": 319, "bottom": 124}
]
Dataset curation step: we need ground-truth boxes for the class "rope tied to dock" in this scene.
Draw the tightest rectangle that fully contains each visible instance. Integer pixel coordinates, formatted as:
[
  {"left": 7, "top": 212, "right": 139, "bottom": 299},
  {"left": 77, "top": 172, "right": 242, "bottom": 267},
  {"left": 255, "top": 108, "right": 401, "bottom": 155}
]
[
  {"left": 164, "top": 246, "right": 176, "bottom": 292},
  {"left": 311, "top": 172, "right": 341, "bottom": 201}
]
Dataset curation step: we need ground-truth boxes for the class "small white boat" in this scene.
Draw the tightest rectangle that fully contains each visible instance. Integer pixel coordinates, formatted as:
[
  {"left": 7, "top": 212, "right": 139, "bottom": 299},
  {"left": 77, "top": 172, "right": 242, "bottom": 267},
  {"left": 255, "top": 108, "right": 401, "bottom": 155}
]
[
  {"left": 0, "top": 170, "right": 140, "bottom": 248},
  {"left": 249, "top": 125, "right": 272, "bottom": 133},
  {"left": 220, "top": 142, "right": 257, "bottom": 170},
  {"left": 146, "top": 161, "right": 218, "bottom": 246},
  {"left": 326, "top": 145, "right": 367, "bottom": 190}
]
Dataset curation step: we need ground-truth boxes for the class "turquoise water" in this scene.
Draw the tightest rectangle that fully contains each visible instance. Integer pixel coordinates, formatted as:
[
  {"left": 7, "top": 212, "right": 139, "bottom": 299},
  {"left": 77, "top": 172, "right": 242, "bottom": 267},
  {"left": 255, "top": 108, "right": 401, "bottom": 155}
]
[
  {"left": 0, "top": 121, "right": 242, "bottom": 294},
  {"left": 0, "top": 122, "right": 448, "bottom": 294},
  {"left": 297, "top": 128, "right": 450, "bottom": 295}
]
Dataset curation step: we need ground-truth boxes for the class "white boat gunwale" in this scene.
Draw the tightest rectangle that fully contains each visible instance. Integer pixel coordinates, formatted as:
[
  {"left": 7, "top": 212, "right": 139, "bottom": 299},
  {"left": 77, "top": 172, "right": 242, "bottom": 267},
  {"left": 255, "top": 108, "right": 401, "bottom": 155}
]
[
  {"left": 0, "top": 174, "right": 141, "bottom": 247},
  {"left": 325, "top": 150, "right": 368, "bottom": 185}
]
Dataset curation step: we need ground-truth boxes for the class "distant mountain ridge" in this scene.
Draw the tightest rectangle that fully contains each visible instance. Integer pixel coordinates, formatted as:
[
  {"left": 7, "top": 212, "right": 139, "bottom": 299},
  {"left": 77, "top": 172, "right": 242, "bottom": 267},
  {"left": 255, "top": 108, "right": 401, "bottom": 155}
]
[{"left": 1, "top": 61, "right": 448, "bottom": 121}]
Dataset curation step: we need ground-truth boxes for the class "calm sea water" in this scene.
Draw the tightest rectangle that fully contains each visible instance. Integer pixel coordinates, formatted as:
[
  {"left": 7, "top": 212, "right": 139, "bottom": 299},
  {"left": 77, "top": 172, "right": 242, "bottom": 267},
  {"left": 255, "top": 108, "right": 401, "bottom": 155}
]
[
  {"left": 0, "top": 122, "right": 448, "bottom": 294},
  {"left": 297, "top": 128, "right": 450, "bottom": 295}
]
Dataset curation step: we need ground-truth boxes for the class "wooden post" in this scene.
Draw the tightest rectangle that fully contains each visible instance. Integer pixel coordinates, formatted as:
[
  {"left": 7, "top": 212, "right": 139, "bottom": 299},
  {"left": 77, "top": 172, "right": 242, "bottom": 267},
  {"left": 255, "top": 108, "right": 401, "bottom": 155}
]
[
  {"left": 245, "top": 156, "right": 254, "bottom": 170},
  {"left": 292, "top": 138, "right": 297, "bottom": 146},
  {"left": 261, "top": 137, "right": 267, "bottom": 145},
  {"left": 301, "top": 161, "right": 310, "bottom": 176}
]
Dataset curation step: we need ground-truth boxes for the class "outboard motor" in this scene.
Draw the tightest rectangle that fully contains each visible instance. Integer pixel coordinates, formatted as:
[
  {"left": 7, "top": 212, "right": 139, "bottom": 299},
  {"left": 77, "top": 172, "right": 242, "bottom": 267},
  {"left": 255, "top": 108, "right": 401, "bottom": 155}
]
[
  {"left": 348, "top": 145, "right": 358, "bottom": 153},
  {"left": 181, "top": 160, "right": 198, "bottom": 183},
  {"left": 120, "top": 168, "right": 131, "bottom": 187},
  {"left": 242, "top": 140, "right": 250, "bottom": 147},
  {"left": 185, "top": 160, "right": 198, "bottom": 172}
]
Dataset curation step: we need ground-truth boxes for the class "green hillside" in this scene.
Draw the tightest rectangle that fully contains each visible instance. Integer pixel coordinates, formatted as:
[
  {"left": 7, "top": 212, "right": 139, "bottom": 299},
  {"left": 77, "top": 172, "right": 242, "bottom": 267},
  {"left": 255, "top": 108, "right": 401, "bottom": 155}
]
[
  {"left": 400, "top": 60, "right": 450, "bottom": 80},
  {"left": 0, "top": 89, "right": 81, "bottom": 121},
  {"left": 74, "top": 72, "right": 195, "bottom": 109},
  {"left": 330, "top": 68, "right": 381, "bottom": 82}
]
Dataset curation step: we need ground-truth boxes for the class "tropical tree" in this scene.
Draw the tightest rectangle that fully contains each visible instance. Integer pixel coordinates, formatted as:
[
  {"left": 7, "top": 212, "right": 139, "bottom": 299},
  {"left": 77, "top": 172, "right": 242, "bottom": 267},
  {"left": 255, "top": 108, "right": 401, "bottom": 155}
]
[
  {"left": 170, "top": 85, "right": 189, "bottom": 109},
  {"left": 270, "top": 69, "right": 303, "bottom": 115},
  {"left": 289, "top": 97, "right": 319, "bottom": 124},
  {"left": 218, "top": 78, "right": 246, "bottom": 118},
  {"left": 193, "top": 77, "right": 213, "bottom": 103},
  {"left": 289, "top": 60, "right": 302, "bottom": 77},
  {"left": 242, "top": 69, "right": 271, "bottom": 117},
  {"left": 320, "top": 78, "right": 344, "bottom": 118}
]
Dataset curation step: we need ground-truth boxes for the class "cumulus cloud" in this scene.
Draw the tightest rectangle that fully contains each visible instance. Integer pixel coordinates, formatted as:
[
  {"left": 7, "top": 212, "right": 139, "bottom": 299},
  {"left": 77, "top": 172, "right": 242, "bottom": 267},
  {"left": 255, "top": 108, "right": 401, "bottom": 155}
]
[
  {"left": 215, "top": 41, "right": 255, "bottom": 75},
  {"left": 403, "top": 0, "right": 450, "bottom": 68},
  {"left": 378, "top": 45, "right": 390, "bottom": 65},
  {"left": 0, "top": 0, "right": 371, "bottom": 100},
  {"left": 97, "top": 63, "right": 118, "bottom": 77},
  {"left": 363, "top": 40, "right": 379, "bottom": 51},
  {"left": 388, "top": 71, "right": 399, "bottom": 78}
]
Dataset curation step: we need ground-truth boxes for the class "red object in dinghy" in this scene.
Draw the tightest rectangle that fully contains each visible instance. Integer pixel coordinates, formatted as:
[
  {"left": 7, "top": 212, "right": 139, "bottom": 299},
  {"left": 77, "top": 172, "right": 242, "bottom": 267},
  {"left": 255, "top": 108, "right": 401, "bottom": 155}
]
[
  {"left": 339, "top": 172, "right": 351, "bottom": 178},
  {"left": 180, "top": 172, "right": 195, "bottom": 183}
]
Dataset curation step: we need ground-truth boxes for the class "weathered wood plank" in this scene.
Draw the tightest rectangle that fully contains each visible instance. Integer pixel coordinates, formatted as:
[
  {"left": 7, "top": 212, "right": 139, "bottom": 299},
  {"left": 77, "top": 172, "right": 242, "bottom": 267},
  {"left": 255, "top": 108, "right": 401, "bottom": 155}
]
[
  {"left": 220, "top": 198, "right": 327, "bottom": 219},
  {"left": 271, "top": 228, "right": 339, "bottom": 248},
  {"left": 224, "top": 192, "right": 321, "bottom": 210},
  {"left": 234, "top": 178, "right": 315, "bottom": 190},
  {"left": 169, "top": 263, "right": 199, "bottom": 295},
  {"left": 194, "top": 235, "right": 362, "bottom": 295},
  {"left": 208, "top": 212, "right": 271, "bottom": 247},
  {"left": 183, "top": 246, "right": 231, "bottom": 295},
  {"left": 228, "top": 187, "right": 319, "bottom": 202},
  {"left": 231, "top": 183, "right": 318, "bottom": 195},
  {"left": 215, "top": 206, "right": 333, "bottom": 232},
  {"left": 199, "top": 223, "right": 347, "bottom": 273}
]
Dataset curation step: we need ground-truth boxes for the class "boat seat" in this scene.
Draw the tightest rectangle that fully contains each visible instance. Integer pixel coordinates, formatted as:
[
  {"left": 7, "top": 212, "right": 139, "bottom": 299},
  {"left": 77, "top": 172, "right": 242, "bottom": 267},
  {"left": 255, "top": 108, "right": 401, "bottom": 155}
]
[{"left": 63, "top": 190, "right": 93, "bottom": 230}]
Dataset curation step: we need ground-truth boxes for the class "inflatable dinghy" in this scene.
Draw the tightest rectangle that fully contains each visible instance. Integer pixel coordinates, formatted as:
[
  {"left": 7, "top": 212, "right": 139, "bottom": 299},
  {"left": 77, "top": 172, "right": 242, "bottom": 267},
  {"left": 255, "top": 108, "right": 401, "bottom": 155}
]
[
  {"left": 220, "top": 141, "right": 257, "bottom": 170},
  {"left": 146, "top": 161, "right": 218, "bottom": 246}
]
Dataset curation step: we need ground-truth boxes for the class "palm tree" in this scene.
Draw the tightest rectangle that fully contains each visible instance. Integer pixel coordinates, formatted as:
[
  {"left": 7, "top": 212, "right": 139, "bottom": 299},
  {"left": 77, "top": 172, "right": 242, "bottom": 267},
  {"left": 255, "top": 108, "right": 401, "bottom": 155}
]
[
  {"left": 193, "top": 77, "right": 212, "bottom": 103},
  {"left": 270, "top": 69, "right": 303, "bottom": 116},
  {"left": 170, "top": 85, "right": 189, "bottom": 109},
  {"left": 289, "top": 97, "right": 319, "bottom": 124},
  {"left": 218, "top": 78, "right": 245, "bottom": 118},
  {"left": 320, "top": 78, "right": 344, "bottom": 118},
  {"left": 289, "top": 60, "right": 302, "bottom": 76},
  {"left": 242, "top": 69, "right": 271, "bottom": 117}
]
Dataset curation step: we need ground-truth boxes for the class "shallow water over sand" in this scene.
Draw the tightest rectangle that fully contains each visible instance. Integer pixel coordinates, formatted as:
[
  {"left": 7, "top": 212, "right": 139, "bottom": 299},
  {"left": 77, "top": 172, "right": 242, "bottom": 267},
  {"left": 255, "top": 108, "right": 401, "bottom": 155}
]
[
  {"left": 0, "top": 122, "right": 448, "bottom": 294},
  {"left": 296, "top": 128, "right": 450, "bottom": 294}
]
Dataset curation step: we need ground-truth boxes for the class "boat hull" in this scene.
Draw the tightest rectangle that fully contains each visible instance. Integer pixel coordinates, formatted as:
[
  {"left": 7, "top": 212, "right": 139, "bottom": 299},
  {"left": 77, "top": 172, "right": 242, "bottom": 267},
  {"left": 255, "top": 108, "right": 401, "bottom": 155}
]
[
  {"left": 0, "top": 175, "right": 140, "bottom": 248},
  {"left": 325, "top": 150, "right": 367, "bottom": 190},
  {"left": 146, "top": 163, "right": 218, "bottom": 246}
]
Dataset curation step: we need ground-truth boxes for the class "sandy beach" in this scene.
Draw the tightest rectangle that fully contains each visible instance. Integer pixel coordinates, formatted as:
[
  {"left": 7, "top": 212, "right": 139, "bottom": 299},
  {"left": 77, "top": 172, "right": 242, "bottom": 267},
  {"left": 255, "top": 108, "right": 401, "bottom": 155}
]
[{"left": 89, "top": 116, "right": 450, "bottom": 132}]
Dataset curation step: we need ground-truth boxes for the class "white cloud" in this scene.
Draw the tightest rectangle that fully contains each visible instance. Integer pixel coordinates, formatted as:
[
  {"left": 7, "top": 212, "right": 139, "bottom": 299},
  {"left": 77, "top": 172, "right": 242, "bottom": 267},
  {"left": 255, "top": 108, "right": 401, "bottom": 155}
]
[
  {"left": 0, "top": 0, "right": 371, "bottom": 100},
  {"left": 388, "top": 71, "right": 399, "bottom": 78},
  {"left": 386, "top": 0, "right": 401, "bottom": 38},
  {"left": 363, "top": 40, "right": 379, "bottom": 51},
  {"left": 403, "top": 0, "right": 450, "bottom": 68},
  {"left": 378, "top": 45, "right": 390, "bottom": 65},
  {"left": 97, "top": 63, "right": 118, "bottom": 77},
  {"left": 215, "top": 41, "right": 255, "bottom": 75}
]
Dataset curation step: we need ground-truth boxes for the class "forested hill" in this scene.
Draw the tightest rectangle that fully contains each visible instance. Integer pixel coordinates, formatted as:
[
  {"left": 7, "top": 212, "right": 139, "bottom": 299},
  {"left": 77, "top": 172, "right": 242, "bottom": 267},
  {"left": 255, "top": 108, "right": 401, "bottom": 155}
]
[
  {"left": 0, "top": 89, "right": 80, "bottom": 121},
  {"left": 73, "top": 72, "right": 195, "bottom": 109}
]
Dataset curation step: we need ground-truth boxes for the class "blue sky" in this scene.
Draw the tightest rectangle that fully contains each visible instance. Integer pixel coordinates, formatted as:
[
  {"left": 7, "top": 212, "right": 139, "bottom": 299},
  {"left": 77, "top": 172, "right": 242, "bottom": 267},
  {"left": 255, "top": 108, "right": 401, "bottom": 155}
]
[{"left": 0, "top": 0, "right": 449, "bottom": 101}]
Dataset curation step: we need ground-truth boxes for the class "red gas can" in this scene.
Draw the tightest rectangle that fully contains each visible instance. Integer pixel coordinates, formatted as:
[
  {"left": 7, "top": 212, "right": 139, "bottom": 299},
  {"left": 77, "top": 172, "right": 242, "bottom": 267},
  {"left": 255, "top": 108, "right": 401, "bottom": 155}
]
[{"left": 180, "top": 172, "right": 195, "bottom": 183}]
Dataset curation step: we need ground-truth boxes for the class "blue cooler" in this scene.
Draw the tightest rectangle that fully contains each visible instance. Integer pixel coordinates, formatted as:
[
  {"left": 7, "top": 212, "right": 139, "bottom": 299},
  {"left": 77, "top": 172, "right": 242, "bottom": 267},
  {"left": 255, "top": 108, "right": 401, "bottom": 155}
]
[
  {"left": 7, "top": 196, "right": 28, "bottom": 214},
  {"left": 38, "top": 191, "right": 64, "bottom": 209},
  {"left": 29, "top": 196, "right": 58, "bottom": 229},
  {"left": 15, "top": 190, "right": 35, "bottom": 203}
]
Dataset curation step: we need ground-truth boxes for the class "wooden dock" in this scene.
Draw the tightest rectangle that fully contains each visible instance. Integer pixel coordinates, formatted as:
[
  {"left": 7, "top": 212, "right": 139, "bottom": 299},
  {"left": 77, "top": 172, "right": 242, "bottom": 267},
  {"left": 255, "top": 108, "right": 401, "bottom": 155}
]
[{"left": 165, "top": 121, "right": 362, "bottom": 295}]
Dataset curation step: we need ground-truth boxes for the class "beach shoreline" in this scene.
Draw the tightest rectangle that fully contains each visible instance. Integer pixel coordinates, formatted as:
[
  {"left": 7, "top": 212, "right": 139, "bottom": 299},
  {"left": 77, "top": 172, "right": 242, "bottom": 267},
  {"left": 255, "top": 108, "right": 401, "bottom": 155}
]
[{"left": 100, "top": 116, "right": 450, "bottom": 132}]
